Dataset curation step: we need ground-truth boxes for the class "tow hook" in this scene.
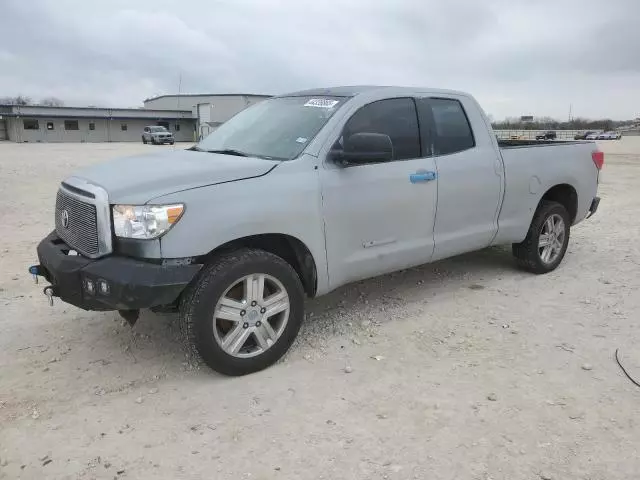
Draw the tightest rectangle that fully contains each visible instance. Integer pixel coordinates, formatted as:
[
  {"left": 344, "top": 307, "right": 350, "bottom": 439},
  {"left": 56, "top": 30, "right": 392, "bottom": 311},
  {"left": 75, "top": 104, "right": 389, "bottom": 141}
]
[
  {"left": 43, "top": 286, "right": 55, "bottom": 306},
  {"left": 29, "top": 265, "right": 42, "bottom": 284}
]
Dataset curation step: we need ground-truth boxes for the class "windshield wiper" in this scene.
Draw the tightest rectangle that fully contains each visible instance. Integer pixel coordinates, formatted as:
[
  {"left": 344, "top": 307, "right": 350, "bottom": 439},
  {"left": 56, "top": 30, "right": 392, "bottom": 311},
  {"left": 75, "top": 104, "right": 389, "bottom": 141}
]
[
  {"left": 205, "top": 148, "right": 249, "bottom": 157},
  {"left": 189, "top": 146, "right": 283, "bottom": 160}
]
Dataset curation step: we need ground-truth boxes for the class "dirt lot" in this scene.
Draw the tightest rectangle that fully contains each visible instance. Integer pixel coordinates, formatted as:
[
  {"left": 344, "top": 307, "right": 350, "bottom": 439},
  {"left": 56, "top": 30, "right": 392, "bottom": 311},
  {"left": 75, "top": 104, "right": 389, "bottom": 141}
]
[{"left": 1, "top": 139, "right": 640, "bottom": 480}]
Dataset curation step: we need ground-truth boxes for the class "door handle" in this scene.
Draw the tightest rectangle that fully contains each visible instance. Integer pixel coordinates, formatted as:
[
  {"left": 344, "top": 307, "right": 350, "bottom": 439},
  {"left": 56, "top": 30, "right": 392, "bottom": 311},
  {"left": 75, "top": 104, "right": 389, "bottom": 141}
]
[{"left": 409, "top": 171, "right": 437, "bottom": 183}]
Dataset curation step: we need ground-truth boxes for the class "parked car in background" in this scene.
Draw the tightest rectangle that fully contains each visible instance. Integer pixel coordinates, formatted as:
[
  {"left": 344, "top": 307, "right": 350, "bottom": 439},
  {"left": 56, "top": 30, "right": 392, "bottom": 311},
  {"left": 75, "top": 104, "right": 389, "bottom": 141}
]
[
  {"left": 142, "top": 126, "right": 175, "bottom": 145},
  {"left": 536, "top": 131, "right": 557, "bottom": 140},
  {"left": 586, "top": 132, "right": 601, "bottom": 140},
  {"left": 32, "top": 86, "right": 603, "bottom": 376},
  {"left": 598, "top": 131, "right": 621, "bottom": 140},
  {"left": 574, "top": 131, "right": 596, "bottom": 140}
]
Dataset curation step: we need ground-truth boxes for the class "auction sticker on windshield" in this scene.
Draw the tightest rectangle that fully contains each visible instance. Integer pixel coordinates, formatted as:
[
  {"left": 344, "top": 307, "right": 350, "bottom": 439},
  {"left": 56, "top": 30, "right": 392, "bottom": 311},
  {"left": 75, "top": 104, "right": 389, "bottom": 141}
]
[{"left": 304, "top": 99, "right": 339, "bottom": 109}]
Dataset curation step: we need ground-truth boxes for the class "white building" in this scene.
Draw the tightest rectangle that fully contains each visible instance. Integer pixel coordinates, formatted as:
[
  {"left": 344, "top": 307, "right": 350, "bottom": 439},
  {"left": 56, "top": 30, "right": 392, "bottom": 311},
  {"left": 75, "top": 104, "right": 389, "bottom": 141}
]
[
  {"left": 143, "top": 93, "right": 271, "bottom": 139},
  {"left": 0, "top": 93, "right": 271, "bottom": 143},
  {"left": 0, "top": 105, "right": 195, "bottom": 143}
]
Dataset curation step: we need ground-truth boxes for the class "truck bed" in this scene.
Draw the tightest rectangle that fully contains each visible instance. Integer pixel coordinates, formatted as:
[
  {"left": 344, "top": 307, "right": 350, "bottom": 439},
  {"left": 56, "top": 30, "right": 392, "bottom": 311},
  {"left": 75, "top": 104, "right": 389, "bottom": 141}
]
[{"left": 492, "top": 138, "right": 599, "bottom": 246}]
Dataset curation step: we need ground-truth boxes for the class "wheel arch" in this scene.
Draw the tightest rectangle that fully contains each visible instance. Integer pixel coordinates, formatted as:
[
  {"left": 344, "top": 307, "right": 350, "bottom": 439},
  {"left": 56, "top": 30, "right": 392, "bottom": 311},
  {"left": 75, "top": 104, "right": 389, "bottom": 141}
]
[
  {"left": 199, "top": 233, "right": 318, "bottom": 298},
  {"left": 537, "top": 183, "right": 578, "bottom": 224}
]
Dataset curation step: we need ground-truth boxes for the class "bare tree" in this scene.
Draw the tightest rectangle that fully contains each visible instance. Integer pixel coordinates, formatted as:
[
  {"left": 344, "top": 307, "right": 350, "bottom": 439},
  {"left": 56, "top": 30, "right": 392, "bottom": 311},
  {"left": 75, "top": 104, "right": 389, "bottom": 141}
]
[
  {"left": 0, "top": 95, "right": 32, "bottom": 105},
  {"left": 40, "top": 96, "right": 64, "bottom": 107}
]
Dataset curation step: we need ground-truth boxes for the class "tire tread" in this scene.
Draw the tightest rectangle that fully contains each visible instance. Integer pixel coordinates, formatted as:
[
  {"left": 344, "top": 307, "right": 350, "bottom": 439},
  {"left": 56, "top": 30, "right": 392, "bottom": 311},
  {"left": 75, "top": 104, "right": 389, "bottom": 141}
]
[
  {"left": 179, "top": 248, "right": 304, "bottom": 375},
  {"left": 512, "top": 200, "right": 570, "bottom": 274}
]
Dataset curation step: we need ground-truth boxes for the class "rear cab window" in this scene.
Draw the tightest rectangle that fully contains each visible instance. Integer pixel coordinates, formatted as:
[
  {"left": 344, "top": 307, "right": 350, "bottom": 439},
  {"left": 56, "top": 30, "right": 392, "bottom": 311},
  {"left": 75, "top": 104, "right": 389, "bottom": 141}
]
[{"left": 418, "top": 97, "right": 475, "bottom": 156}]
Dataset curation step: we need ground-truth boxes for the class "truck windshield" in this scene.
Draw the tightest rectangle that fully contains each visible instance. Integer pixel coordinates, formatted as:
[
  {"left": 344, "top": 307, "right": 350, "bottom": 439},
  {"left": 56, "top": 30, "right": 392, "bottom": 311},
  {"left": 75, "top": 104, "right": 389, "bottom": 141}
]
[{"left": 195, "top": 96, "right": 345, "bottom": 160}]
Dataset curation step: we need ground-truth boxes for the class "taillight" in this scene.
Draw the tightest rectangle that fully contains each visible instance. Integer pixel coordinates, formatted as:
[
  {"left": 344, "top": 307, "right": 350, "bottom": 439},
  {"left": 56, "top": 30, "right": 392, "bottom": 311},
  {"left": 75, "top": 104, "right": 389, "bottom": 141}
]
[{"left": 592, "top": 151, "right": 604, "bottom": 170}]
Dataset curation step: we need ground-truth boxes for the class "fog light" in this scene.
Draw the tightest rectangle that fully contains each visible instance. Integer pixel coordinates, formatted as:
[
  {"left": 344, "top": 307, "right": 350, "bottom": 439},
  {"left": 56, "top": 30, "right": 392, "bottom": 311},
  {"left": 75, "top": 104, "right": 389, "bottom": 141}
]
[
  {"left": 84, "top": 279, "right": 95, "bottom": 295},
  {"left": 97, "top": 279, "right": 110, "bottom": 295}
]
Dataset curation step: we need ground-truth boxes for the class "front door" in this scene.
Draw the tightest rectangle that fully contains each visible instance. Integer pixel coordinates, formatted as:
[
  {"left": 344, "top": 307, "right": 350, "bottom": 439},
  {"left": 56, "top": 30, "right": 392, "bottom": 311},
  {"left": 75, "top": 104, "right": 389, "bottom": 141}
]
[{"left": 320, "top": 97, "right": 438, "bottom": 289}]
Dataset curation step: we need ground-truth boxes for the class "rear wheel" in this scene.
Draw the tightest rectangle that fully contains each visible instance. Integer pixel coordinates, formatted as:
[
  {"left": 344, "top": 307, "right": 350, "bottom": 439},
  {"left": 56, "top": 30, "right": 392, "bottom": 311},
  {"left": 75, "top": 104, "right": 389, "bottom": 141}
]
[
  {"left": 180, "top": 249, "right": 305, "bottom": 376},
  {"left": 512, "top": 201, "right": 570, "bottom": 274},
  {"left": 142, "top": 136, "right": 147, "bottom": 144}
]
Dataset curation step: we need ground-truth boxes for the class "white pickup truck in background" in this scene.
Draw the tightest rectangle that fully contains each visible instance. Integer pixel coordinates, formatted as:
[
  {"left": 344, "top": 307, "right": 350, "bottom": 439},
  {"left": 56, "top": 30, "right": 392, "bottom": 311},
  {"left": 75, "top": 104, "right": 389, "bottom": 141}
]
[{"left": 33, "top": 86, "right": 603, "bottom": 375}]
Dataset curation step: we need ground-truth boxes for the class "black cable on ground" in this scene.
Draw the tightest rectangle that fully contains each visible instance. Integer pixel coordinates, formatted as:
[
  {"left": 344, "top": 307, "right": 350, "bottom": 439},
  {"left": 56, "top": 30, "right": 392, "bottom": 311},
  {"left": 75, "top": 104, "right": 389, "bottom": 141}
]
[{"left": 615, "top": 348, "right": 640, "bottom": 389}]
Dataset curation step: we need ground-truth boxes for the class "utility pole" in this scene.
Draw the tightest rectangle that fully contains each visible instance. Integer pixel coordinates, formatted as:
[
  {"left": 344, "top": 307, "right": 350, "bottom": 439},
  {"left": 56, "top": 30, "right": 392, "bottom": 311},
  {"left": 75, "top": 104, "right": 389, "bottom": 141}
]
[
  {"left": 568, "top": 103, "right": 572, "bottom": 122},
  {"left": 176, "top": 73, "right": 182, "bottom": 145}
]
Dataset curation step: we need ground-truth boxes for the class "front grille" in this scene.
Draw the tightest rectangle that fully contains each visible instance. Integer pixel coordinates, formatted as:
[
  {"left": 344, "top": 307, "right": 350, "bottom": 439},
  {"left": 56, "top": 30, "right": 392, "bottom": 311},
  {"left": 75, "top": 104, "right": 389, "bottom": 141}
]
[{"left": 55, "top": 189, "right": 99, "bottom": 256}]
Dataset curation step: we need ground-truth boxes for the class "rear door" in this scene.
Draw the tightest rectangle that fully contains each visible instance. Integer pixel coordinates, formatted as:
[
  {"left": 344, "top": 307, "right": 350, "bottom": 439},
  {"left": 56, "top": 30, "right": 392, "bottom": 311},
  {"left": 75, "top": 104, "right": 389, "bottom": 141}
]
[
  {"left": 320, "top": 97, "right": 438, "bottom": 288},
  {"left": 416, "top": 96, "right": 503, "bottom": 260}
]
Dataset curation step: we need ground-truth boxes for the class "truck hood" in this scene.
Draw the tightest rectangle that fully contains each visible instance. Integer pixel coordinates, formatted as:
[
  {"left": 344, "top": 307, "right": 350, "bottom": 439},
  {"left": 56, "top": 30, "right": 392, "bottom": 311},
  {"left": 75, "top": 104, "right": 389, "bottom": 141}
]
[{"left": 73, "top": 149, "right": 279, "bottom": 204}]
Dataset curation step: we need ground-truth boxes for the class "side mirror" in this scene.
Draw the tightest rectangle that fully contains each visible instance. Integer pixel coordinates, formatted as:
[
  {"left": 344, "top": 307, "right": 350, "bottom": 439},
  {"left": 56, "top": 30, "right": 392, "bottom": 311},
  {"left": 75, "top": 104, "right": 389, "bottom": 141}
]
[{"left": 331, "top": 132, "right": 394, "bottom": 165}]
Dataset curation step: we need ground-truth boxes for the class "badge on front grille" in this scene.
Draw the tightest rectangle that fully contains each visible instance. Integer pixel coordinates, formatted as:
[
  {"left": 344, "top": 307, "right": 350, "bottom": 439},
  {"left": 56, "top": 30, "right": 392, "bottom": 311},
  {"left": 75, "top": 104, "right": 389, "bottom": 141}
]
[{"left": 60, "top": 209, "right": 69, "bottom": 229}]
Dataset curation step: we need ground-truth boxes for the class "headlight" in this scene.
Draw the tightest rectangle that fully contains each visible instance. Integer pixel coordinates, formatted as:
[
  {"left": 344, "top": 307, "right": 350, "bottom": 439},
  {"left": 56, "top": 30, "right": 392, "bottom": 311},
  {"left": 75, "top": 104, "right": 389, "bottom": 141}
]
[{"left": 112, "top": 204, "right": 184, "bottom": 239}]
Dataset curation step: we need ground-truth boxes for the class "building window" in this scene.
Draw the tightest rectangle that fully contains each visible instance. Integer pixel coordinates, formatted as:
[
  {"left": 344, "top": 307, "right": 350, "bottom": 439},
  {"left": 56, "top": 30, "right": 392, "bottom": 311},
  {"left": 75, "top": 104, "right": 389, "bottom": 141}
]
[
  {"left": 121, "top": 123, "right": 127, "bottom": 131},
  {"left": 47, "top": 122, "right": 54, "bottom": 130},
  {"left": 64, "top": 120, "right": 79, "bottom": 131},
  {"left": 23, "top": 119, "right": 39, "bottom": 130},
  {"left": 175, "top": 123, "right": 181, "bottom": 131},
  {"left": 89, "top": 122, "right": 96, "bottom": 131}
]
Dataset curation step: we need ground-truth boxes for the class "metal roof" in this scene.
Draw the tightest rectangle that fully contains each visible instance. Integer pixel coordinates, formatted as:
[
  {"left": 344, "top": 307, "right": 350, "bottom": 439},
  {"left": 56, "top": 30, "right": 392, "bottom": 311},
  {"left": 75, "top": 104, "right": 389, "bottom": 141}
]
[
  {"left": 144, "top": 93, "right": 272, "bottom": 102},
  {"left": 0, "top": 104, "right": 195, "bottom": 119},
  {"left": 0, "top": 104, "right": 191, "bottom": 113}
]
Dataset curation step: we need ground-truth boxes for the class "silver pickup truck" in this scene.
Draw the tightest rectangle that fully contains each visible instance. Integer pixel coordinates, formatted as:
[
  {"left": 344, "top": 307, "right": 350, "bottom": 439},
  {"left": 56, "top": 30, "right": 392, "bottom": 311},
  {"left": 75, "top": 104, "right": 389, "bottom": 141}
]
[{"left": 31, "top": 86, "right": 602, "bottom": 376}]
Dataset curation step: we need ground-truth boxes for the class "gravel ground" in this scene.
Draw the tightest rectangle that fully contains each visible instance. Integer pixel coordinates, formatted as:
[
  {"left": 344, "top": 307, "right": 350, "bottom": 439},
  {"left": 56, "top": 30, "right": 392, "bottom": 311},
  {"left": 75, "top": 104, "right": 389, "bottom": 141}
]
[{"left": 1, "top": 139, "right": 640, "bottom": 480}]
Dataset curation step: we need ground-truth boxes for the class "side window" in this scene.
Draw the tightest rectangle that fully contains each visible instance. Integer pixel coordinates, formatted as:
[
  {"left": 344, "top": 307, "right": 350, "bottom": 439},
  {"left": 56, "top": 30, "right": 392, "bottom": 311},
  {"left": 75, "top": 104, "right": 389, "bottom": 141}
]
[
  {"left": 23, "top": 119, "right": 39, "bottom": 130},
  {"left": 427, "top": 98, "right": 475, "bottom": 156},
  {"left": 64, "top": 120, "right": 79, "bottom": 131},
  {"left": 341, "top": 98, "right": 421, "bottom": 161}
]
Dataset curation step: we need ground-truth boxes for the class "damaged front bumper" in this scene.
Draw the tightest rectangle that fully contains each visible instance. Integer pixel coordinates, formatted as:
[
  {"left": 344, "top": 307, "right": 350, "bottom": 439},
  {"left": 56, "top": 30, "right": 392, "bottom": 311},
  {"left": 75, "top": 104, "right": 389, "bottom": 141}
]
[{"left": 32, "top": 231, "right": 201, "bottom": 311}]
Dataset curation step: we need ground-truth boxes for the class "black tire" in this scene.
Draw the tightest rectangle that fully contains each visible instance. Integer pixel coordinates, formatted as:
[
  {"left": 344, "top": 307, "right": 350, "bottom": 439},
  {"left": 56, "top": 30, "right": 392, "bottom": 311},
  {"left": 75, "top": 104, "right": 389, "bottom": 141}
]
[
  {"left": 151, "top": 138, "right": 157, "bottom": 145},
  {"left": 512, "top": 200, "right": 571, "bottom": 274},
  {"left": 180, "top": 248, "right": 305, "bottom": 376},
  {"left": 142, "top": 136, "right": 147, "bottom": 144}
]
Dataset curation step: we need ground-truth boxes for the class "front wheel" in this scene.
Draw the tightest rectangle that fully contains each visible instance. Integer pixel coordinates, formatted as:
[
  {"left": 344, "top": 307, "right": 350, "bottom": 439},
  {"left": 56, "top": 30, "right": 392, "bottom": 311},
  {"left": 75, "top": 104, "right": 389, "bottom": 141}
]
[
  {"left": 180, "top": 249, "right": 305, "bottom": 376},
  {"left": 142, "top": 136, "right": 147, "bottom": 144},
  {"left": 512, "top": 201, "right": 570, "bottom": 274}
]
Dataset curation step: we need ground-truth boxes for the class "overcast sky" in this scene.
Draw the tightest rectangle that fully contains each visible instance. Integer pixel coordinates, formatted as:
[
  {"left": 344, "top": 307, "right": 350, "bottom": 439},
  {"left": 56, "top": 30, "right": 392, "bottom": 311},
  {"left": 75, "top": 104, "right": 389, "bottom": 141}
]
[{"left": 1, "top": 0, "right": 638, "bottom": 119}]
